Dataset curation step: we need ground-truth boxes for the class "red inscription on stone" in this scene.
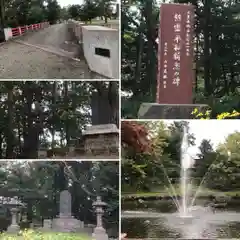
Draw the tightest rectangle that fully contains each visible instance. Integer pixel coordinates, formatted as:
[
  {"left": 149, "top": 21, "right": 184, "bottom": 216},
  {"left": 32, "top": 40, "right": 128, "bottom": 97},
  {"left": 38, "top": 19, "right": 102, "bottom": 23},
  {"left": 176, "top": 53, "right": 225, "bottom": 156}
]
[{"left": 156, "top": 4, "right": 194, "bottom": 104}]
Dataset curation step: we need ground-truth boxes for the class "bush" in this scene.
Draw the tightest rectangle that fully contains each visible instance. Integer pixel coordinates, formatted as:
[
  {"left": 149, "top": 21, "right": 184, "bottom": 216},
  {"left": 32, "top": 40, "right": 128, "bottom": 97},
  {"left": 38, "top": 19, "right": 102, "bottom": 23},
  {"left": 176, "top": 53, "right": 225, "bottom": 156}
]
[{"left": 191, "top": 108, "right": 240, "bottom": 119}]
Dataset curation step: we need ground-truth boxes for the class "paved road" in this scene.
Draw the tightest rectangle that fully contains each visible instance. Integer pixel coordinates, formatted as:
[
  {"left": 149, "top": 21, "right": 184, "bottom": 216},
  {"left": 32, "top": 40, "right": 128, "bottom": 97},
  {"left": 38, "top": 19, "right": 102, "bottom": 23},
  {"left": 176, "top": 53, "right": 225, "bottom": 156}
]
[{"left": 0, "top": 23, "right": 102, "bottom": 79}]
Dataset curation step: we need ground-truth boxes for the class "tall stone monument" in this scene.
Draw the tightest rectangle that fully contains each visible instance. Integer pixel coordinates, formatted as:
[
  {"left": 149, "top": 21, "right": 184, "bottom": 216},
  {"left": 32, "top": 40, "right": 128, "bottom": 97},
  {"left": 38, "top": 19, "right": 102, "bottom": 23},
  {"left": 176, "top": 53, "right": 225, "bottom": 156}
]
[
  {"left": 52, "top": 190, "right": 83, "bottom": 232},
  {"left": 138, "top": 3, "right": 209, "bottom": 119}
]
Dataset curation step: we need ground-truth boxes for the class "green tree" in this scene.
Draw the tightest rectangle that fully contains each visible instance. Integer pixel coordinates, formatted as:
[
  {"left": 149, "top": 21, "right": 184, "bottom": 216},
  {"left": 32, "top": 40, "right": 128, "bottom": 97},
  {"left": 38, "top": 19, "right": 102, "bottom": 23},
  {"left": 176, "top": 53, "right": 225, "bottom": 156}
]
[
  {"left": 79, "top": 0, "right": 99, "bottom": 23},
  {"left": 46, "top": 0, "right": 61, "bottom": 24},
  {"left": 68, "top": 4, "right": 81, "bottom": 20}
]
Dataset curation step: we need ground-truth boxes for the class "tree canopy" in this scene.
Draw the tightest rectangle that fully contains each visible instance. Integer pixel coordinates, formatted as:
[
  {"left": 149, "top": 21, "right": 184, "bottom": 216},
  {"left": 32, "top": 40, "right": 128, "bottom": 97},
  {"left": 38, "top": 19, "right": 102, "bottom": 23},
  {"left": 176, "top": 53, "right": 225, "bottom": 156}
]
[
  {"left": 122, "top": 121, "right": 240, "bottom": 193},
  {"left": 0, "top": 0, "right": 119, "bottom": 28}
]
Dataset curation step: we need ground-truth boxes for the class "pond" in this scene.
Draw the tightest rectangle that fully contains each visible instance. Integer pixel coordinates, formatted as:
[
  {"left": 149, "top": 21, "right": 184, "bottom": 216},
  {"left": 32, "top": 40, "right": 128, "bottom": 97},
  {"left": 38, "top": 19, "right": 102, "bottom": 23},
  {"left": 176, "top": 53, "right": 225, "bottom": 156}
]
[{"left": 121, "top": 199, "right": 240, "bottom": 239}]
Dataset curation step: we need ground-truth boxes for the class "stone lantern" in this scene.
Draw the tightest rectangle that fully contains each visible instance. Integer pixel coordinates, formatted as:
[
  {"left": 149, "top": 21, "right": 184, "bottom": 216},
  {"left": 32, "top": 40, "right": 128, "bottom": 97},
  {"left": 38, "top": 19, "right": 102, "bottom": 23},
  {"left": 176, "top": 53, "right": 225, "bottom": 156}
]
[
  {"left": 92, "top": 196, "right": 108, "bottom": 240},
  {"left": 6, "top": 196, "right": 24, "bottom": 233}
]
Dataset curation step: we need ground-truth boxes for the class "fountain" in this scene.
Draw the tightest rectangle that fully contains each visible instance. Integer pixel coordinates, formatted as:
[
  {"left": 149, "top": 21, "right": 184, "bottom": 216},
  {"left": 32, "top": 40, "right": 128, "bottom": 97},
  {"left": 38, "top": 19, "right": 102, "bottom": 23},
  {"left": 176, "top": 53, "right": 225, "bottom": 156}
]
[
  {"left": 161, "top": 125, "right": 206, "bottom": 219},
  {"left": 121, "top": 125, "right": 240, "bottom": 238},
  {"left": 179, "top": 126, "right": 193, "bottom": 218}
]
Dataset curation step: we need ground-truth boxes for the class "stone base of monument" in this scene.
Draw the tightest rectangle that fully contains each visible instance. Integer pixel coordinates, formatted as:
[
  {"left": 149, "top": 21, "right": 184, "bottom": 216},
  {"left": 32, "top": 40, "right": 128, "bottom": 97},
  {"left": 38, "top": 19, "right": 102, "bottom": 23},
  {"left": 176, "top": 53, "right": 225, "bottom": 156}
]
[
  {"left": 52, "top": 217, "right": 84, "bottom": 232},
  {"left": 7, "top": 224, "right": 20, "bottom": 233},
  {"left": 138, "top": 103, "right": 209, "bottom": 119},
  {"left": 92, "top": 226, "right": 109, "bottom": 240},
  {"left": 83, "top": 124, "right": 119, "bottom": 158},
  {"left": 122, "top": 239, "right": 216, "bottom": 240},
  {"left": 42, "top": 219, "right": 52, "bottom": 231}
]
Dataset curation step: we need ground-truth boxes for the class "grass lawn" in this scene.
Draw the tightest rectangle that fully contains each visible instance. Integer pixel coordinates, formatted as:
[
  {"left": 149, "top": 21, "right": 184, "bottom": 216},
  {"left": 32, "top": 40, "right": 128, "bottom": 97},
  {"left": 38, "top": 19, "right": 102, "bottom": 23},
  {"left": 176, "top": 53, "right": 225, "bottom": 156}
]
[
  {"left": 1, "top": 230, "right": 92, "bottom": 240},
  {"left": 122, "top": 185, "right": 240, "bottom": 199}
]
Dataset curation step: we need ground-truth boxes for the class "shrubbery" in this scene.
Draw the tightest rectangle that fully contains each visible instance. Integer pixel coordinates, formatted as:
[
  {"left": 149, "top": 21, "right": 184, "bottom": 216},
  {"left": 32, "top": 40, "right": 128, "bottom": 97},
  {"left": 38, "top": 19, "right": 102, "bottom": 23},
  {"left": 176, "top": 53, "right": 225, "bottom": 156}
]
[{"left": 192, "top": 109, "right": 240, "bottom": 119}]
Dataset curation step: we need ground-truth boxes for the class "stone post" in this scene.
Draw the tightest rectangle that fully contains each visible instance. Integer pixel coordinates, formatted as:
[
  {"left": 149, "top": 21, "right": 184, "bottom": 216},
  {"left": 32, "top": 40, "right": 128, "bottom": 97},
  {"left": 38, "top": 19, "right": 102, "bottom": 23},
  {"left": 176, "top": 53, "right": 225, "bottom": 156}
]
[
  {"left": 92, "top": 196, "right": 108, "bottom": 240},
  {"left": 43, "top": 219, "right": 52, "bottom": 231},
  {"left": 38, "top": 149, "right": 47, "bottom": 158},
  {"left": 7, "top": 208, "right": 20, "bottom": 233}
]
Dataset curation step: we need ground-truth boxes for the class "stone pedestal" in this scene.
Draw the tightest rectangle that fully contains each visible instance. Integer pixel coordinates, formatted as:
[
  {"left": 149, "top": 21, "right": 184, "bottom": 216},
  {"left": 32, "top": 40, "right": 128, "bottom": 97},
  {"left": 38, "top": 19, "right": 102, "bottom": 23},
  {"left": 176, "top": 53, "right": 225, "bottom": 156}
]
[
  {"left": 138, "top": 103, "right": 209, "bottom": 119},
  {"left": 83, "top": 124, "right": 119, "bottom": 157},
  {"left": 92, "top": 226, "right": 109, "bottom": 240},
  {"left": 7, "top": 208, "right": 20, "bottom": 233},
  {"left": 38, "top": 149, "right": 47, "bottom": 158},
  {"left": 43, "top": 219, "right": 52, "bottom": 231},
  {"left": 52, "top": 217, "right": 83, "bottom": 232},
  {"left": 7, "top": 224, "right": 20, "bottom": 233}
]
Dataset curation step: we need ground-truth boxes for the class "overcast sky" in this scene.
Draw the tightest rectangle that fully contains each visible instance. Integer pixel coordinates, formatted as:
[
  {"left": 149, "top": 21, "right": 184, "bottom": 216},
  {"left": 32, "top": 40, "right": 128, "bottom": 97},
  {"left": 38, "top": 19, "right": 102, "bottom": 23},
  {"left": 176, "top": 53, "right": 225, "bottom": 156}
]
[
  {"left": 164, "top": 120, "right": 240, "bottom": 156},
  {"left": 58, "top": 0, "right": 83, "bottom": 7},
  {"left": 58, "top": 0, "right": 120, "bottom": 7}
]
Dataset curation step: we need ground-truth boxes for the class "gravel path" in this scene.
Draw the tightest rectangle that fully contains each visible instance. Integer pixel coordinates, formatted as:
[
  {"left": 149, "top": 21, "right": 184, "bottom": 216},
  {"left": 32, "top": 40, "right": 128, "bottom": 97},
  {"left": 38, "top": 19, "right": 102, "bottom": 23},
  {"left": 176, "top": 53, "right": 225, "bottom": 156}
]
[{"left": 0, "top": 23, "right": 103, "bottom": 79}]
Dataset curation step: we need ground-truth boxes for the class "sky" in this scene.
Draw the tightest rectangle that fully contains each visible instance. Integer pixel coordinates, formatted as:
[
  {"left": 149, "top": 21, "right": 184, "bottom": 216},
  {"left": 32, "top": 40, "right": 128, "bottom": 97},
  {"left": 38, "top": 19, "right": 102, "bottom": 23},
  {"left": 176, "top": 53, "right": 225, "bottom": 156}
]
[
  {"left": 58, "top": 0, "right": 83, "bottom": 7},
  {"left": 58, "top": 0, "right": 120, "bottom": 7},
  {"left": 164, "top": 120, "right": 240, "bottom": 156}
]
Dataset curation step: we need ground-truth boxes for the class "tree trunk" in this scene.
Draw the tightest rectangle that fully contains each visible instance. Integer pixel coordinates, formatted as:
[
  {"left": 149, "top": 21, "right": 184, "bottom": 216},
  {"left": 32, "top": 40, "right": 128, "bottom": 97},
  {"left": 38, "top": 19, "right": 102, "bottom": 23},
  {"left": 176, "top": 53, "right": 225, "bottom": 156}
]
[
  {"left": 64, "top": 81, "right": 70, "bottom": 146},
  {"left": 0, "top": 134, "right": 3, "bottom": 158},
  {"left": 51, "top": 82, "right": 57, "bottom": 149},
  {"left": 203, "top": 0, "right": 212, "bottom": 95},
  {"left": 144, "top": 0, "right": 156, "bottom": 99},
  {"left": 0, "top": 0, "right": 5, "bottom": 42},
  {"left": 108, "top": 81, "right": 119, "bottom": 126},
  {"left": 18, "top": 83, "right": 34, "bottom": 158},
  {"left": 134, "top": 20, "right": 144, "bottom": 86},
  {"left": 18, "top": 82, "right": 43, "bottom": 159},
  {"left": 6, "top": 82, "right": 14, "bottom": 158},
  {"left": 92, "top": 82, "right": 119, "bottom": 126}
]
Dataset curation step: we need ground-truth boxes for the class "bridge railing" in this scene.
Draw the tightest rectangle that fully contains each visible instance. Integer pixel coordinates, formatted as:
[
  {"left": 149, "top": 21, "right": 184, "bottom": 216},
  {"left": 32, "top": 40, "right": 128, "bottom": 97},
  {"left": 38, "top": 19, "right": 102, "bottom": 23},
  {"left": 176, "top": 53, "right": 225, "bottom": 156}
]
[{"left": 3, "top": 22, "right": 50, "bottom": 41}]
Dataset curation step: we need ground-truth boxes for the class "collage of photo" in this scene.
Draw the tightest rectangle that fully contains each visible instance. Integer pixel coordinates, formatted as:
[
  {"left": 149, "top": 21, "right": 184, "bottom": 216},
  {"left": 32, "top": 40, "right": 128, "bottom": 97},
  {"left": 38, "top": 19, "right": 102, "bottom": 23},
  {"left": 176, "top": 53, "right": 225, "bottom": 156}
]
[{"left": 0, "top": 0, "right": 240, "bottom": 239}]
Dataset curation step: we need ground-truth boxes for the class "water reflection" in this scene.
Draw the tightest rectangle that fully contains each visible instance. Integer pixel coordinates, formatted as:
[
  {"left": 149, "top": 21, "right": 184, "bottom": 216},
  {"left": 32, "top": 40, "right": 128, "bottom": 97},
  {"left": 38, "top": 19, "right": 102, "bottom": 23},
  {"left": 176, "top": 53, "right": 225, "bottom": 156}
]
[{"left": 121, "top": 200, "right": 240, "bottom": 238}]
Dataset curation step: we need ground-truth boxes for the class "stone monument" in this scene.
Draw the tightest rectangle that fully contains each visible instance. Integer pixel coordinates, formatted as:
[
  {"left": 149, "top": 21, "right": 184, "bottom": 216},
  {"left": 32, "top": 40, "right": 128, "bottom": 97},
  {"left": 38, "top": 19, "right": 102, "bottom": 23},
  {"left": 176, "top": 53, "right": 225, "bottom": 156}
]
[
  {"left": 92, "top": 196, "right": 108, "bottom": 240},
  {"left": 138, "top": 3, "right": 209, "bottom": 119},
  {"left": 52, "top": 190, "right": 83, "bottom": 232},
  {"left": 83, "top": 124, "right": 119, "bottom": 158}
]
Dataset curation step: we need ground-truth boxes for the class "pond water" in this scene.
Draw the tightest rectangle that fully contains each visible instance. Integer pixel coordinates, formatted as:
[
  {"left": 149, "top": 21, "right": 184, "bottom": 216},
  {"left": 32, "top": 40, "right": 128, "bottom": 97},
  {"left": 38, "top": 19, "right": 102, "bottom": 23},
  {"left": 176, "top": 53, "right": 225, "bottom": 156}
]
[{"left": 121, "top": 200, "right": 240, "bottom": 239}]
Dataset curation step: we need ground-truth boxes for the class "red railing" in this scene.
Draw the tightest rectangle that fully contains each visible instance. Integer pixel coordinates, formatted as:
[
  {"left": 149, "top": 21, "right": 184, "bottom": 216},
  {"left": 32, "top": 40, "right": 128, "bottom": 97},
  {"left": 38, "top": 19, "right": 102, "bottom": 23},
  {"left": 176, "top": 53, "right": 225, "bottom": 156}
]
[{"left": 11, "top": 22, "right": 49, "bottom": 38}]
